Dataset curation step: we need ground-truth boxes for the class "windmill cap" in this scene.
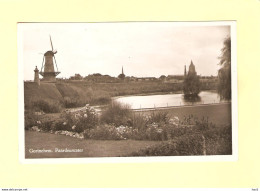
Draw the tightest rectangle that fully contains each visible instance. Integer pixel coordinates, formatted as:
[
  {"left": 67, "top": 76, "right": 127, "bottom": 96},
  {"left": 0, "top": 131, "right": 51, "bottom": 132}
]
[{"left": 44, "top": 51, "right": 55, "bottom": 56}]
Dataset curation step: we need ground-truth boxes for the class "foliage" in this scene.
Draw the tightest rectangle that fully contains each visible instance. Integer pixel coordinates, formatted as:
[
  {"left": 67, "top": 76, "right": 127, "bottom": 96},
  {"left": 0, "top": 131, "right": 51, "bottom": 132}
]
[
  {"left": 118, "top": 73, "right": 125, "bottom": 80},
  {"left": 183, "top": 69, "right": 201, "bottom": 97},
  {"left": 89, "top": 96, "right": 111, "bottom": 105},
  {"left": 27, "top": 106, "right": 99, "bottom": 133},
  {"left": 31, "top": 99, "right": 62, "bottom": 113},
  {"left": 26, "top": 102, "right": 232, "bottom": 155},
  {"left": 159, "top": 75, "right": 166, "bottom": 81},
  {"left": 100, "top": 101, "right": 133, "bottom": 126},
  {"left": 129, "top": 133, "right": 205, "bottom": 156},
  {"left": 218, "top": 36, "right": 231, "bottom": 100},
  {"left": 63, "top": 106, "right": 99, "bottom": 133},
  {"left": 83, "top": 124, "right": 138, "bottom": 140},
  {"left": 126, "top": 122, "right": 232, "bottom": 156},
  {"left": 63, "top": 96, "right": 83, "bottom": 108},
  {"left": 39, "top": 120, "right": 53, "bottom": 132},
  {"left": 204, "top": 125, "right": 232, "bottom": 155},
  {"left": 24, "top": 111, "right": 38, "bottom": 130}
]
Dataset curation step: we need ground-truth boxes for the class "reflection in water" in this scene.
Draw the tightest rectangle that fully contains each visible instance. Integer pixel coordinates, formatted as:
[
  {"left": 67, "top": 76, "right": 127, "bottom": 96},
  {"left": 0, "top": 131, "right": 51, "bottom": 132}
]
[
  {"left": 182, "top": 95, "right": 202, "bottom": 104},
  {"left": 114, "top": 91, "right": 222, "bottom": 109}
]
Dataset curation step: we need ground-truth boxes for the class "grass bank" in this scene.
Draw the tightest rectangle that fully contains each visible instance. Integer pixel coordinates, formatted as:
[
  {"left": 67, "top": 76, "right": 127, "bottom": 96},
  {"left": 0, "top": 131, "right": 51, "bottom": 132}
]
[{"left": 24, "top": 80, "right": 217, "bottom": 112}]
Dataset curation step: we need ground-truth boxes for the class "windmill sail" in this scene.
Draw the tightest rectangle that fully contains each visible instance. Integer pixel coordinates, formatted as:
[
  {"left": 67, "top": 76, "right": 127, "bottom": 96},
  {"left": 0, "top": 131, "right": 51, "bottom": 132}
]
[{"left": 50, "top": 35, "right": 54, "bottom": 52}]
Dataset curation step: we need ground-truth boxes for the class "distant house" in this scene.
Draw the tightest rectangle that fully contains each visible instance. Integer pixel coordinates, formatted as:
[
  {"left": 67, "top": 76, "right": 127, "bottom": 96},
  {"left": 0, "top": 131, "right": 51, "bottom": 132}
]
[
  {"left": 136, "top": 77, "right": 157, "bottom": 81},
  {"left": 69, "top": 73, "right": 83, "bottom": 80},
  {"left": 84, "top": 73, "right": 118, "bottom": 83},
  {"left": 166, "top": 75, "right": 184, "bottom": 83}
]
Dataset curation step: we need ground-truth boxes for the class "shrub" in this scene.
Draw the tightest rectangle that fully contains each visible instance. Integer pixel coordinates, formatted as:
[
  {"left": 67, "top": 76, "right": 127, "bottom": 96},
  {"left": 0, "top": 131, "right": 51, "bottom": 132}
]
[
  {"left": 130, "top": 111, "right": 169, "bottom": 130},
  {"left": 149, "top": 111, "right": 169, "bottom": 124},
  {"left": 24, "top": 111, "right": 38, "bottom": 130},
  {"left": 84, "top": 125, "right": 121, "bottom": 140},
  {"left": 100, "top": 101, "right": 133, "bottom": 126},
  {"left": 63, "top": 96, "right": 83, "bottom": 108},
  {"left": 83, "top": 124, "right": 139, "bottom": 140},
  {"left": 51, "top": 120, "right": 71, "bottom": 132},
  {"left": 31, "top": 99, "right": 62, "bottom": 113},
  {"left": 38, "top": 120, "right": 53, "bottom": 132},
  {"left": 90, "top": 95, "right": 111, "bottom": 105},
  {"left": 128, "top": 133, "right": 205, "bottom": 156},
  {"left": 204, "top": 125, "right": 232, "bottom": 155},
  {"left": 63, "top": 106, "right": 99, "bottom": 133},
  {"left": 132, "top": 113, "right": 148, "bottom": 132}
]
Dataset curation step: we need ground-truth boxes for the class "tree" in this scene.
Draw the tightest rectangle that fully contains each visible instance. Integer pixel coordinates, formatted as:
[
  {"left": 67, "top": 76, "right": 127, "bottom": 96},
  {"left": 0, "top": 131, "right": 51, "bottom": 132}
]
[
  {"left": 183, "top": 74, "right": 200, "bottom": 97},
  {"left": 183, "top": 61, "right": 201, "bottom": 98},
  {"left": 218, "top": 37, "right": 231, "bottom": 100},
  {"left": 159, "top": 75, "right": 166, "bottom": 81},
  {"left": 74, "top": 73, "right": 83, "bottom": 80},
  {"left": 118, "top": 73, "right": 125, "bottom": 80}
]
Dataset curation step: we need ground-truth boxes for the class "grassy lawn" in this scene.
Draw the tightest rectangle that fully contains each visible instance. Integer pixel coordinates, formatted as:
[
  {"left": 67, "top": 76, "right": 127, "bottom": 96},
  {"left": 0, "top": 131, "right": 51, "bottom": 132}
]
[
  {"left": 25, "top": 131, "right": 161, "bottom": 158},
  {"left": 139, "top": 103, "right": 231, "bottom": 126}
]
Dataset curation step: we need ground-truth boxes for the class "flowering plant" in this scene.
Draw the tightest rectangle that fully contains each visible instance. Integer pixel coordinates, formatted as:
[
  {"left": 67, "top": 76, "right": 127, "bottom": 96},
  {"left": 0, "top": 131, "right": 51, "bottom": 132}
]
[{"left": 63, "top": 105, "right": 99, "bottom": 133}]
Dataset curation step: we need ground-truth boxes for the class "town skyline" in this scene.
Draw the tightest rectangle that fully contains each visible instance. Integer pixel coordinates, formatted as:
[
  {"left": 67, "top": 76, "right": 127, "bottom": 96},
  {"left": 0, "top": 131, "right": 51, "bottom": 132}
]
[{"left": 19, "top": 22, "right": 231, "bottom": 81}]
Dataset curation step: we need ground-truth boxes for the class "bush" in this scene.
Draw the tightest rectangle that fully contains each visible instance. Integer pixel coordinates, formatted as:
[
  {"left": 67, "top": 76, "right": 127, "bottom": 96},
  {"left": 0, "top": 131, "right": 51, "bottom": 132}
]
[
  {"left": 132, "top": 113, "right": 148, "bottom": 132},
  {"left": 100, "top": 101, "right": 133, "bottom": 126},
  {"left": 90, "top": 96, "right": 111, "bottom": 105},
  {"left": 128, "top": 133, "right": 206, "bottom": 156},
  {"left": 51, "top": 120, "right": 71, "bottom": 132},
  {"left": 63, "top": 96, "right": 83, "bottom": 108},
  {"left": 204, "top": 125, "right": 232, "bottom": 155},
  {"left": 83, "top": 124, "right": 139, "bottom": 140},
  {"left": 24, "top": 111, "right": 38, "bottom": 130},
  {"left": 63, "top": 106, "right": 99, "bottom": 133},
  {"left": 147, "top": 111, "right": 169, "bottom": 124},
  {"left": 84, "top": 125, "right": 121, "bottom": 140},
  {"left": 31, "top": 99, "right": 62, "bottom": 113},
  {"left": 38, "top": 120, "right": 53, "bottom": 132}
]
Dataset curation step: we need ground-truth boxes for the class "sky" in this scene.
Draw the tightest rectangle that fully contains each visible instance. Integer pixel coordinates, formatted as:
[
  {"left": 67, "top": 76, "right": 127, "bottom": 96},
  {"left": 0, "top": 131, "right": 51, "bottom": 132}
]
[{"left": 19, "top": 22, "right": 231, "bottom": 81}]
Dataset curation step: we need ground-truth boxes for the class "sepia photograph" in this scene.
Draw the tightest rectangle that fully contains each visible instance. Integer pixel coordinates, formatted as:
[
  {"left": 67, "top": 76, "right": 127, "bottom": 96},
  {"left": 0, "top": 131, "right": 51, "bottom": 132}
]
[{"left": 18, "top": 22, "right": 236, "bottom": 161}]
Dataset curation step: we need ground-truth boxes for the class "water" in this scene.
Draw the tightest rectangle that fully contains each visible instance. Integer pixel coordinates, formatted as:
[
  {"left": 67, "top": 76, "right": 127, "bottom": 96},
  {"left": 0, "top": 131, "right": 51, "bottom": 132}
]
[{"left": 114, "top": 91, "right": 222, "bottom": 109}]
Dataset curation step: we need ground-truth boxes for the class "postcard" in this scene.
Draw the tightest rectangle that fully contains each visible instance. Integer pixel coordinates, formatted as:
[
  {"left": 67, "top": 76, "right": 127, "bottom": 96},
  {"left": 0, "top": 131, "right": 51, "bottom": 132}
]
[{"left": 18, "top": 21, "right": 237, "bottom": 163}]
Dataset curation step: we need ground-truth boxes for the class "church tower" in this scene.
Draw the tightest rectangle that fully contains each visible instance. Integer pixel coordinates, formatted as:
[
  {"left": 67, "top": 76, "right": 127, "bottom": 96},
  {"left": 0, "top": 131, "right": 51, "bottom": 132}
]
[
  {"left": 118, "top": 66, "right": 125, "bottom": 81},
  {"left": 184, "top": 65, "right": 187, "bottom": 76},
  {"left": 188, "top": 60, "right": 197, "bottom": 76}
]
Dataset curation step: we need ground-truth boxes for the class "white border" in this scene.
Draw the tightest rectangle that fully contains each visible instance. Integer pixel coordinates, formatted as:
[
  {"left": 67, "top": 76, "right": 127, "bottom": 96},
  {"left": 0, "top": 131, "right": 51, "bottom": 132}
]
[{"left": 18, "top": 21, "right": 238, "bottom": 164}]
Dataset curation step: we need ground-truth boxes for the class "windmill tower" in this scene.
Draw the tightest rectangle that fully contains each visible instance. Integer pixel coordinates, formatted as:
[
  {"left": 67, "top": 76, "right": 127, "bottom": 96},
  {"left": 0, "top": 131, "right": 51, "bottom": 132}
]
[{"left": 39, "top": 36, "right": 60, "bottom": 82}]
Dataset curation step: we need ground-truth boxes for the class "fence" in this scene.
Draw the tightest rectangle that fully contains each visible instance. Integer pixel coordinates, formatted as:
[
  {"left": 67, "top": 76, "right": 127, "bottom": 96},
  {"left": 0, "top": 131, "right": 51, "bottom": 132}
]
[{"left": 132, "top": 100, "right": 231, "bottom": 112}]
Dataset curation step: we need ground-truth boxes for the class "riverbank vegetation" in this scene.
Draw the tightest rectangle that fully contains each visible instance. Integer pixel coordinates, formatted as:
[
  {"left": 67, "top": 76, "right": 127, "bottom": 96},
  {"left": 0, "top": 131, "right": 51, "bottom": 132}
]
[{"left": 218, "top": 36, "right": 231, "bottom": 100}]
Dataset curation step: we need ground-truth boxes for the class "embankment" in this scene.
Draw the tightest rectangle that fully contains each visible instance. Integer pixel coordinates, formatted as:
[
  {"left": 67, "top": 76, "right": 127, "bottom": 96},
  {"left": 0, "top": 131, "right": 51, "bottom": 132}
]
[{"left": 24, "top": 80, "right": 217, "bottom": 110}]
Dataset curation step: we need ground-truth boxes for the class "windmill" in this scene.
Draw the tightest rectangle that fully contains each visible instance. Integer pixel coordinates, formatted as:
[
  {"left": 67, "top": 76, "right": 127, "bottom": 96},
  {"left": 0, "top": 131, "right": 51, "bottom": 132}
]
[{"left": 39, "top": 35, "right": 60, "bottom": 82}]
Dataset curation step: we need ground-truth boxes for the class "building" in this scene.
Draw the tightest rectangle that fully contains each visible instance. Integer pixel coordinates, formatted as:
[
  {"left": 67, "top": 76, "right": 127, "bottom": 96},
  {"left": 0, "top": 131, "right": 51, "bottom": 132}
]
[
  {"left": 187, "top": 60, "right": 197, "bottom": 76},
  {"left": 118, "top": 66, "right": 125, "bottom": 80},
  {"left": 34, "top": 66, "right": 40, "bottom": 85}
]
